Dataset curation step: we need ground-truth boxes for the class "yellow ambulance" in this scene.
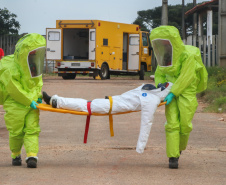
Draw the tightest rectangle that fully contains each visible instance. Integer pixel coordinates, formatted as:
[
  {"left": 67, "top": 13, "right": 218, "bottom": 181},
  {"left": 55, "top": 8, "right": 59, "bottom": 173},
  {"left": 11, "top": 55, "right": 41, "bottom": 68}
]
[{"left": 46, "top": 20, "right": 152, "bottom": 80}]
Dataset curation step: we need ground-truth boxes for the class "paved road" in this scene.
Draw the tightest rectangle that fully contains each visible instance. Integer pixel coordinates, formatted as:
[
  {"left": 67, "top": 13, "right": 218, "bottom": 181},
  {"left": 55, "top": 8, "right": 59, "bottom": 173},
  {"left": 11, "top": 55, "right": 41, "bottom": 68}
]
[{"left": 0, "top": 76, "right": 225, "bottom": 185}]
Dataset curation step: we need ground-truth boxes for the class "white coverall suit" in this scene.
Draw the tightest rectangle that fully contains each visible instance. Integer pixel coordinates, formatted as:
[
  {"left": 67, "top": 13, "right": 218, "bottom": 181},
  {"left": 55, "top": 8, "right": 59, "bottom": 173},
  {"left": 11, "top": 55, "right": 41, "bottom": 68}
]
[{"left": 50, "top": 83, "right": 173, "bottom": 153}]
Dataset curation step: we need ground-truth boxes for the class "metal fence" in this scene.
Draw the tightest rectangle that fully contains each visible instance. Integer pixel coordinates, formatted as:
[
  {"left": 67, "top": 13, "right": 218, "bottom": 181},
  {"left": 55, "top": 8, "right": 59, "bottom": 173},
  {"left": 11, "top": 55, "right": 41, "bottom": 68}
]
[
  {"left": 0, "top": 35, "right": 21, "bottom": 56},
  {"left": 186, "top": 35, "right": 219, "bottom": 67},
  {"left": 44, "top": 60, "right": 56, "bottom": 73}
]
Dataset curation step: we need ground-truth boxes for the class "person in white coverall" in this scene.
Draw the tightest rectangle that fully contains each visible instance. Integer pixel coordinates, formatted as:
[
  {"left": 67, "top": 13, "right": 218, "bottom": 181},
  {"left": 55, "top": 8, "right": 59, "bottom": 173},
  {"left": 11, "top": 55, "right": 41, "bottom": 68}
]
[{"left": 43, "top": 82, "right": 173, "bottom": 153}]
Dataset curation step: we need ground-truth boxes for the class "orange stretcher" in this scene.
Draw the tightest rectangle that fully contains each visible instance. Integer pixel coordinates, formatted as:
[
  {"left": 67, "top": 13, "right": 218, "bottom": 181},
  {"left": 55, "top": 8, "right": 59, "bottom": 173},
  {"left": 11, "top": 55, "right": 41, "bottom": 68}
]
[{"left": 37, "top": 98, "right": 166, "bottom": 144}]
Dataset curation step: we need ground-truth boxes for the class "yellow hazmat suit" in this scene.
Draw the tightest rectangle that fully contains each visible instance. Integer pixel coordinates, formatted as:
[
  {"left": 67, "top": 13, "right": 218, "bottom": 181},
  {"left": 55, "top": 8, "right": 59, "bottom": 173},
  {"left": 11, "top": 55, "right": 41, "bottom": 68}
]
[
  {"left": 150, "top": 26, "right": 208, "bottom": 158},
  {"left": 0, "top": 33, "right": 46, "bottom": 160}
]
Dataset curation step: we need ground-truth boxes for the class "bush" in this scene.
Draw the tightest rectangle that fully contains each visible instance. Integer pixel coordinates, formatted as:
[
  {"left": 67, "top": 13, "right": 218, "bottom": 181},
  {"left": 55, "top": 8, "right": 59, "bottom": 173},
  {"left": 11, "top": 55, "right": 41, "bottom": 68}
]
[{"left": 200, "top": 67, "right": 226, "bottom": 113}]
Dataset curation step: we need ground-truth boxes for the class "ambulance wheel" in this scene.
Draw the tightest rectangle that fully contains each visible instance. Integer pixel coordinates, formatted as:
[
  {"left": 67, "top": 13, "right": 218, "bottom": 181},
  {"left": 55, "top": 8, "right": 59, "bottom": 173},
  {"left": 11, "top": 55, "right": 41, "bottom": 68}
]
[
  {"left": 62, "top": 74, "right": 76, "bottom": 80},
  {"left": 139, "top": 65, "right": 145, "bottom": 80},
  {"left": 99, "top": 64, "right": 109, "bottom": 80}
]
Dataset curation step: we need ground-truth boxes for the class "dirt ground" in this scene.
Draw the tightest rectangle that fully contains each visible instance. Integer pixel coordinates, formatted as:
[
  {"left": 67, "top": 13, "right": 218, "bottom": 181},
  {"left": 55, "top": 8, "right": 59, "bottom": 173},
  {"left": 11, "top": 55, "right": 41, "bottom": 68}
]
[{"left": 0, "top": 76, "right": 226, "bottom": 185}]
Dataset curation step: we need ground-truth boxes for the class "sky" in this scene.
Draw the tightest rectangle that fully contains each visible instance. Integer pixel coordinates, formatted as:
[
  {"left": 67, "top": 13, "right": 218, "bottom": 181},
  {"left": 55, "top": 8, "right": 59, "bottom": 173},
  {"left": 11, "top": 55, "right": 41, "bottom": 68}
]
[{"left": 1, "top": 0, "right": 207, "bottom": 35}]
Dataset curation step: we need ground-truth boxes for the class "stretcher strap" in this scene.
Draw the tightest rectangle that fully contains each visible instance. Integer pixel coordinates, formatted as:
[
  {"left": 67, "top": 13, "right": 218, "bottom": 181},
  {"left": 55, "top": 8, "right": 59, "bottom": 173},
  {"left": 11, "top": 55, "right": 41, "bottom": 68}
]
[
  {"left": 84, "top": 101, "right": 92, "bottom": 144},
  {"left": 108, "top": 96, "right": 114, "bottom": 137}
]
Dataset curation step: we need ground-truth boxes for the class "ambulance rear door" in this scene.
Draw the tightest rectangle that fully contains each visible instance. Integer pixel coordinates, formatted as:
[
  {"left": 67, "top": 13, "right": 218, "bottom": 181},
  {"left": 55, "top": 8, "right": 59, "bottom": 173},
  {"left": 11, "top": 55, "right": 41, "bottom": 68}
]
[
  {"left": 46, "top": 28, "right": 62, "bottom": 60},
  {"left": 128, "top": 34, "right": 140, "bottom": 70},
  {"left": 89, "top": 29, "right": 96, "bottom": 60}
]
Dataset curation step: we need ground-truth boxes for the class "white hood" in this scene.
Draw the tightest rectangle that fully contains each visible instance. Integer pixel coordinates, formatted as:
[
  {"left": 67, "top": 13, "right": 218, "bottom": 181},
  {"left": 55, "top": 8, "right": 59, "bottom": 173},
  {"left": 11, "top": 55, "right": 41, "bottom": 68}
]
[{"left": 144, "top": 82, "right": 173, "bottom": 101}]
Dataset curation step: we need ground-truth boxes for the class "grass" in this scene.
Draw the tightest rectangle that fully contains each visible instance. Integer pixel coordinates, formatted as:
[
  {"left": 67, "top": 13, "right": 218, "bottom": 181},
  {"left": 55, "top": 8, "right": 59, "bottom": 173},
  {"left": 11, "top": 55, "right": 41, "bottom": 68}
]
[{"left": 198, "top": 67, "right": 226, "bottom": 113}]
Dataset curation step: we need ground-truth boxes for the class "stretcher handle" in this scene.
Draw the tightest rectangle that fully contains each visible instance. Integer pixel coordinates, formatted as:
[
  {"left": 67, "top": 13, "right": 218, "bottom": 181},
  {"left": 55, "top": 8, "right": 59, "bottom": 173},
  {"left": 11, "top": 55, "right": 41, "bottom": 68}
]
[{"left": 158, "top": 101, "right": 167, "bottom": 107}]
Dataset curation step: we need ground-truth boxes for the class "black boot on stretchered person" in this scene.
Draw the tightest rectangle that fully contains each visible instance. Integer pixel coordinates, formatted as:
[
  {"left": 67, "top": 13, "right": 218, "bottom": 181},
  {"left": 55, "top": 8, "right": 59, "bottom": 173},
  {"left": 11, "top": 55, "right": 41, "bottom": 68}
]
[{"left": 42, "top": 92, "right": 57, "bottom": 108}]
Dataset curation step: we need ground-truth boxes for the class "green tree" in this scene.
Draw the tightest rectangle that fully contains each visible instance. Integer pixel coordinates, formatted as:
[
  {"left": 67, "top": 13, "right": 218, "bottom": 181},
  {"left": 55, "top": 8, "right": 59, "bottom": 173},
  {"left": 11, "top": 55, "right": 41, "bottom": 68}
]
[
  {"left": 0, "top": 7, "right": 20, "bottom": 36},
  {"left": 133, "top": 3, "right": 193, "bottom": 34},
  {"left": 133, "top": 3, "right": 218, "bottom": 36}
]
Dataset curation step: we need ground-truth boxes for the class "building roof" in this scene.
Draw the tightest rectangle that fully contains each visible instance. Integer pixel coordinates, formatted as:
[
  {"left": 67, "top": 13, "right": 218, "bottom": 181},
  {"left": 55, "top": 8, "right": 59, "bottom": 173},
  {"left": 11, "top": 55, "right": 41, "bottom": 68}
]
[{"left": 185, "top": 0, "right": 218, "bottom": 16}]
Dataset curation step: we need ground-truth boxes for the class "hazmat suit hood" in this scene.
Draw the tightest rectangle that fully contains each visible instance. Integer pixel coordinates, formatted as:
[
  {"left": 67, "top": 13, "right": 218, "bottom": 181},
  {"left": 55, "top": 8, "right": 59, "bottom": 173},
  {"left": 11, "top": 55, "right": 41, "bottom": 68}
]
[
  {"left": 14, "top": 33, "right": 46, "bottom": 91},
  {"left": 150, "top": 26, "right": 185, "bottom": 77},
  {"left": 143, "top": 82, "right": 173, "bottom": 101}
]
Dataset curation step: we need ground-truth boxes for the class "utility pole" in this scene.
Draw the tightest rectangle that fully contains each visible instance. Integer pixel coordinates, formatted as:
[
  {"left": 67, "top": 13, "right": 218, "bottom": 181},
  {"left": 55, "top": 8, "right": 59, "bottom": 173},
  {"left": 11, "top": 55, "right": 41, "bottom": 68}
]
[
  {"left": 182, "top": 0, "right": 186, "bottom": 42},
  {"left": 161, "top": 0, "right": 168, "bottom": 25},
  {"left": 218, "top": 0, "right": 226, "bottom": 67},
  {"left": 193, "top": 0, "right": 197, "bottom": 46}
]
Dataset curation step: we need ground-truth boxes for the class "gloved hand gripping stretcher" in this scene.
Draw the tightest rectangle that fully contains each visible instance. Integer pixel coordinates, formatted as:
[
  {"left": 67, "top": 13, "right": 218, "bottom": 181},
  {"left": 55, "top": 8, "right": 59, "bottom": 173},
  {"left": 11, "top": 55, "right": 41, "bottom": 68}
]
[{"left": 37, "top": 82, "right": 172, "bottom": 154}]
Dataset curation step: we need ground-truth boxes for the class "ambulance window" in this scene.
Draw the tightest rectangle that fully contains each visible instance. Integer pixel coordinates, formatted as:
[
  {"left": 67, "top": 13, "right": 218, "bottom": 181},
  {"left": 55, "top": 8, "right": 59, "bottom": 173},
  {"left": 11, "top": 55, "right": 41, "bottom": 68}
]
[
  {"left": 48, "top": 31, "right": 60, "bottom": 41},
  {"left": 103, "top": 39, "right": 108, "bottom": 46},
  {"left": 129, "top": 36, "right": 139, "bottom": 45},
  {"left": 142, "top": 33, "right": 148, "bottom": 46},
  {"left": 90, "top": 31, "right": 95, "bottom": 41}
]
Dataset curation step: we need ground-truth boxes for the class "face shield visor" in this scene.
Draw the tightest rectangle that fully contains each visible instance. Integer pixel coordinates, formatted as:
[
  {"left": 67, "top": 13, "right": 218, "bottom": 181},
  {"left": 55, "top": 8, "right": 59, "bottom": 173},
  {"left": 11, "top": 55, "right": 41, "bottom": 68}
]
[
  {"left": 28, "top": 47, "right": 45, "bottom": 77},
  {"left": 151, "top": 39, "right": 172, "bottom": 67}
]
